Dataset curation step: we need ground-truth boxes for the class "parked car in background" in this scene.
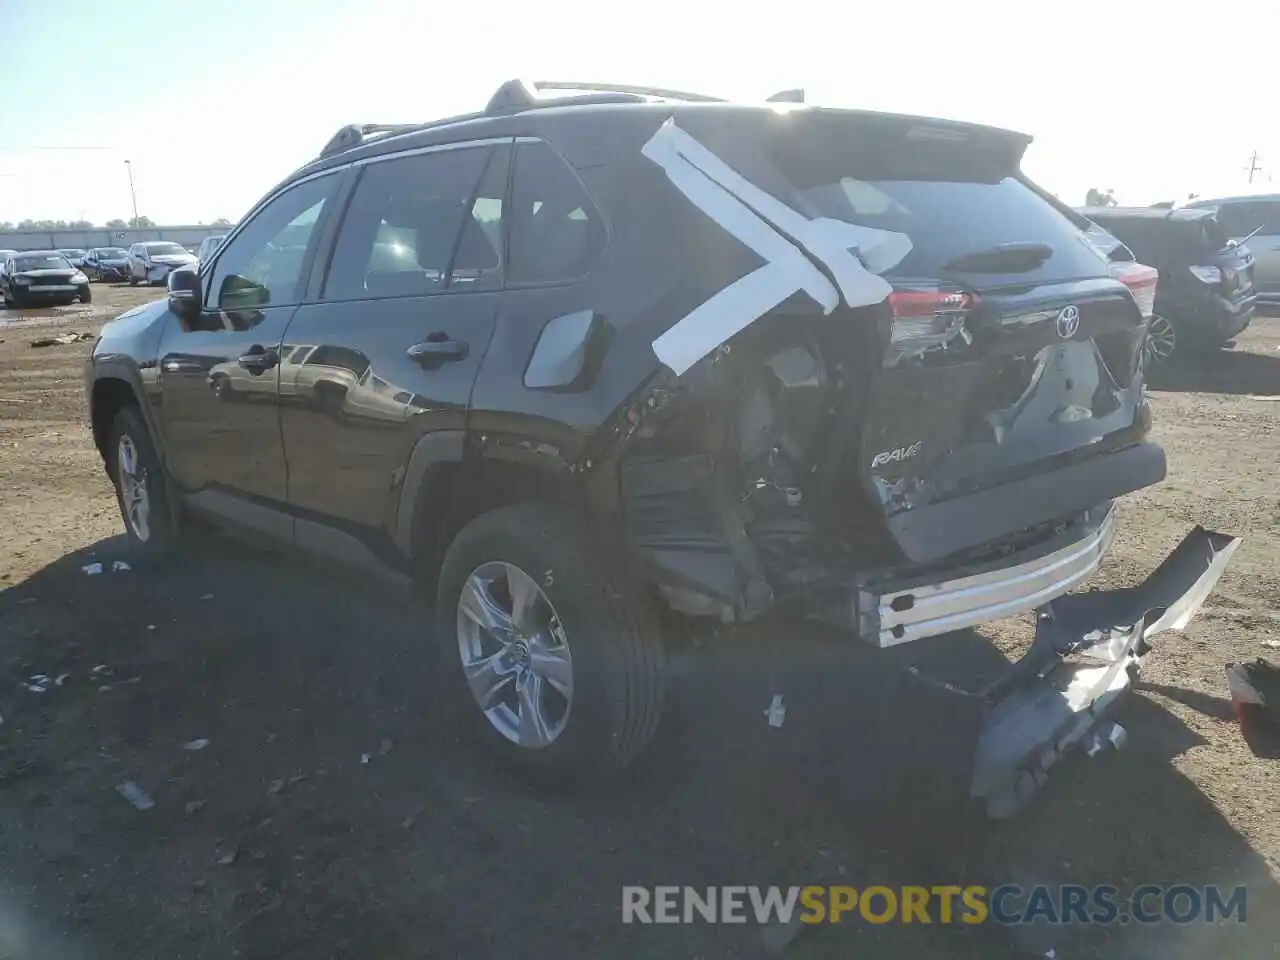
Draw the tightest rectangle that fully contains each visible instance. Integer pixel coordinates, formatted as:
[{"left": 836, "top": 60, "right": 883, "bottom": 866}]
[
  {"left": 83, "top": 247, "right": 132, "bottom": 282},
  {"left": 1, "top": 251, "right": 91, "bottom": 307},
  {"left": 127, "top": 241, "right": 198, "bottom": 286},
  {"left": 84, "top": 81, "right": 1237, "bottom": 813},
  {"left": 1078, "top": 205, "right": 1254, "bottom": 363},
  {"left": 0, "top": 249, "right": 17, "bottom": 284},
  {"left": 1184, "top": 194, "right": 1280, "bottom": 306},
  {"left": 196, "top": 234, "right": 225, "bottom": 264},
  {"left": 59, "top": 249, "right": 89, "bottom": 268}
]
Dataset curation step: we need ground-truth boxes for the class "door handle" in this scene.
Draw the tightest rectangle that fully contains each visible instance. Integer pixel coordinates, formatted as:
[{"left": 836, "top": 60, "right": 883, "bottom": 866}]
[
  {"left": 407, "top": 336, "right": 469, "bottom": 368},
  {"left": 238, "top": 346, "right": 278, "bottom": 374}
]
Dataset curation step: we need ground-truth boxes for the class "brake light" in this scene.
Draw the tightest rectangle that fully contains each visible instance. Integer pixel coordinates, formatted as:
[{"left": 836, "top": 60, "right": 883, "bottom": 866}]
[
  {"left": 885, "top": 290, "right": 976, "bottom": 363},
  {"left": 1189, "top": 264, "right": 1222, "bottom": 285},
  {"left": 1109, "top": 262, "right": 1158, "bottom": 319}
]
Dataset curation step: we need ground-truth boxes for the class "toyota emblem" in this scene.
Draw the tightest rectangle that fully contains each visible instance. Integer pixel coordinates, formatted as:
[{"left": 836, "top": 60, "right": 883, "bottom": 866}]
[{"left": 1055, "top": 305, "right": 1081, "bottom": 340}]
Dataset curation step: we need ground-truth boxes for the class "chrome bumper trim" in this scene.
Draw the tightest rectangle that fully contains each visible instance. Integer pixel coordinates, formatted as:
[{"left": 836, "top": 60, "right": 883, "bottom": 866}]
[{"left": 864, "top": 507, "right": 1116, "bottom": 648}]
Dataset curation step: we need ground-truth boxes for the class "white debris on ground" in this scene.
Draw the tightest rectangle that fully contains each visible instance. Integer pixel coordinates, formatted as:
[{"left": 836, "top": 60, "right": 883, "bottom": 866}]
[{"left": 115, "top": 781, "right": 155, "bottom": 811}]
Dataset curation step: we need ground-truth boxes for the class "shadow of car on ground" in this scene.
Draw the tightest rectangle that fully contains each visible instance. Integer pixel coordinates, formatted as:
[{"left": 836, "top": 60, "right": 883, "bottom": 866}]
[
  {"left": 1148, "top": 342, "right": 1280, "bottom": 395},
  {"left": 0, "top": 535, "right": 1275, "bottom": 959}
]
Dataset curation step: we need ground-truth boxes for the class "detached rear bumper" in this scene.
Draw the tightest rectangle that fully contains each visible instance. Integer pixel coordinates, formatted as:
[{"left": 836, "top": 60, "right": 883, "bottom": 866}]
[{"left": 971, "top": 525, "right": 1239, "bottom": 817}]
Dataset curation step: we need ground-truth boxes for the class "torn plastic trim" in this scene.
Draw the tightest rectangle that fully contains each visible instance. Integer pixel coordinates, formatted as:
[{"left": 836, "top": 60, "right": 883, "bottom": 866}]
[
  {"left": 866, "top": 506, "right": 1116, "bottom": 647},
  {"left": 970, "top": 525, "right": 1240, "bottom": 818},
  {"left": 641, "top": 119, "right": 912, "bottom": 376}
]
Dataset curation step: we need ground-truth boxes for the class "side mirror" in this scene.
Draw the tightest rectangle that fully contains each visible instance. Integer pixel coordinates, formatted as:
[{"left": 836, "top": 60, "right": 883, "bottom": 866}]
[{"left": 167, "top": 267, "right": 201, "bottom": 320}]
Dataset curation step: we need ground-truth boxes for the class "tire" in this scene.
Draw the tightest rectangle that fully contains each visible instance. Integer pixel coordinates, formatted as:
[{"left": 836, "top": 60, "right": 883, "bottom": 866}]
[
  {"left": 436, "top": 502, "right": 664, "bottom": 779},
  {"left": 2, "top": 290, "right": 12, "bottom": 309},
  {"left": 128, "top": 273, "right": 138, "bottom": 287},
  {"left": 106, "top": 405, "right": 177, "bottom": 556},
  {"left": 79, "top": 288, "right": 92, "bottom": 304}
]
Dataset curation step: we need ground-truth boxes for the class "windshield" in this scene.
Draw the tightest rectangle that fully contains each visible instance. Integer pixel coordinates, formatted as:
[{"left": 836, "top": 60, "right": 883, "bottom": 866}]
[
  {"left": 60, "top": 250, "right": 86, "bottom": 258},
  {"left": 95, "top": 248, "right": 128, "bottom": 258},
  {"left": 14, "top": 254, "right": 72, "bottom": 271},
  {"left": 146, "top": 243, "right": 187, "bottom": 256}
]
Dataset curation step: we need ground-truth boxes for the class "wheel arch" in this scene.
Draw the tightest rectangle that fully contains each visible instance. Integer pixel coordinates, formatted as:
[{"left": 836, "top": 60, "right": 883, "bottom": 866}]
[{"left": 395, "top": 431, "right": 593, "bottom": 579}]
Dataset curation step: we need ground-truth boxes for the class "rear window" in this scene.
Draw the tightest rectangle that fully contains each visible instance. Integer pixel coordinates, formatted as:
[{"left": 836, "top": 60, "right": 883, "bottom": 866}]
[
  {"left": 686, "top": 115, "right": 1106, "bottom": 285},
  {"left": 793, "top": 175, "right": 1106, "bottom": 282}
]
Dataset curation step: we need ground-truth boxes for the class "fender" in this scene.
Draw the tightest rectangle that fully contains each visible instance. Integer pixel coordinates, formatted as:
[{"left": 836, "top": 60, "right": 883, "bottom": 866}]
[
  {"left": 88, "top": 354, "right": 166, "bottom": 466},
  {"left": 392, "top": 430, "right": 466, "bottom": 556}
]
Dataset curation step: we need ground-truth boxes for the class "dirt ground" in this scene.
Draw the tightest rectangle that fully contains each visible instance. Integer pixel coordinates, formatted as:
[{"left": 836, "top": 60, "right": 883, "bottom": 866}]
[{"left": 0, "top": 285, "right": 1277, "bottom": 959}]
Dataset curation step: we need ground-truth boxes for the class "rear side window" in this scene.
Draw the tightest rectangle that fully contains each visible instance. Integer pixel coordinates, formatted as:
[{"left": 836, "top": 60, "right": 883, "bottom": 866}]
[
  {"left": 324, "top": 145, "right": 506, "bottom": 302},
  {"left": 507, "top": 142, "right": 604, "bottom": 284}
]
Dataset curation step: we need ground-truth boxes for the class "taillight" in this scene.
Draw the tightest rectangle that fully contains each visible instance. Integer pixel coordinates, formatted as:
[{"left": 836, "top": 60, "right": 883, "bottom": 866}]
[
  {"left": 885, "top": 289, "right": 975, "bottom": 363},
  {"left": 1188, "top": 264, "right": 1222, "bottom": 285},
  {"left": 1109, "top": 262, "right": 1158, "bottom": 319}
]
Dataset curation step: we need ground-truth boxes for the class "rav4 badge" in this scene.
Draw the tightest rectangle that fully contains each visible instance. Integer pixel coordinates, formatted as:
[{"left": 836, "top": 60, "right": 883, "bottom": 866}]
[{"left": 871, "top": 441, "right": 923, "bottom": 469}]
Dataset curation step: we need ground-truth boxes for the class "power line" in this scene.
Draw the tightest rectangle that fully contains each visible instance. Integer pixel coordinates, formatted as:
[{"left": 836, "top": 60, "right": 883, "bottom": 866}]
[{"left": 0, "top": 145, "right": 118, "bottom": 151}]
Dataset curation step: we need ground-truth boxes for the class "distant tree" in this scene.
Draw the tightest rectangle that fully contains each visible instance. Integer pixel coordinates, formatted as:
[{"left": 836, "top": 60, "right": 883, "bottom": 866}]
[
  {"left": 0, "top": 222, "right": 12, "bottom": 231},
  {"left": 68, "top": 219, "right": 93, "bottom": 228},
  {"left": 1084, "top": 188, "right": 1118, "bottom": 207},
  {"left": 212, "top": 217, "right": 233, "bottom": 227},
  {"left": 105, "top": 218, "right": 128, "bottom": 229},
  {"left": 128, "top": 215, "right": 155, "bottom": 228}
]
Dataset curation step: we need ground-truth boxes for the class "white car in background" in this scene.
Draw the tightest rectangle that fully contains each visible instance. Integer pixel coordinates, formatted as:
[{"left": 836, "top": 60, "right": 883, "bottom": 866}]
[
  {"left": 127, "top": 241, "right": 198, "bottom": 286},
  {"left": 196, "top": 234, "right": 226, "bottom": 265}
]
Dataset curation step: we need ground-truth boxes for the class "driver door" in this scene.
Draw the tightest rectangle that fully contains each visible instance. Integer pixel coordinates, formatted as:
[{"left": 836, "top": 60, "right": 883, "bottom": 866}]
[{"left": 156, "top": 171, "right": 345, "bottom": 528}]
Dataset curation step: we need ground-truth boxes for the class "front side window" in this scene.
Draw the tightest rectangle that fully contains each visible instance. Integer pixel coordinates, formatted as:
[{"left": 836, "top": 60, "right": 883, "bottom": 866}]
[
  {"left": 324, "top": 144, "right": 506, "bottom": 302},
  {"left": 207, "top": 173, "right": 339, "bottom": 311},
  {"left": 507, "top": 142, "right": 604, "bottom": 284}
]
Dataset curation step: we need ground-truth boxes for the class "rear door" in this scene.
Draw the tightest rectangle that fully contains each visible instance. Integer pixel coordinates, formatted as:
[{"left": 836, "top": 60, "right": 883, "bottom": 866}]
[
  {"left": 1217, "top": 200, "right": 1280, "bottom": 298},
  {"left": 278, "top": 140, "right": 508, "bottom": 533},
  {"left": 156, "top": 170, "right": 344, "bottom": 519}
]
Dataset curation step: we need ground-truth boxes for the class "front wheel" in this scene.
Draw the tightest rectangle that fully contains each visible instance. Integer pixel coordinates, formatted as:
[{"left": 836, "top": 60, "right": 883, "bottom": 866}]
[
  {"left": 436, "top": 503, "right": 664, "bottom": 779},
  {"left": 107, "top": 405, "right": 177, "bottom": 556},
  {"left": 1144, "top": 314, "right": 1178, "bottom": 365},
  {"left": 79, "top": 288, "right": 92, "bottom": 304},
  {"left": 128, "top": 273, "right": 138, "bottom": 287}
]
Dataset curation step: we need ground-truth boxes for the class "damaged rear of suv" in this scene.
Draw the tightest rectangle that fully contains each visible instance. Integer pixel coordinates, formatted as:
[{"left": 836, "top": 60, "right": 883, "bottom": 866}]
[{"left": 89, "top": 81, "right": 1238, "bottom": 817}]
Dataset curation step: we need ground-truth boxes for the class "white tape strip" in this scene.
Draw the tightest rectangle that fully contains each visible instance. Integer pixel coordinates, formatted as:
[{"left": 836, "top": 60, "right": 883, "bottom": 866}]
[{"left": 643, "top": 119, "right": 912, "bottom": 376}]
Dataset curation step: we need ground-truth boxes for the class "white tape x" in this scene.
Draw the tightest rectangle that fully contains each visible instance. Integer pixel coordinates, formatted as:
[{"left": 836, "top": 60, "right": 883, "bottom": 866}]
[{"left": 642, "top": 119, "right": 912, "bottom": 375}]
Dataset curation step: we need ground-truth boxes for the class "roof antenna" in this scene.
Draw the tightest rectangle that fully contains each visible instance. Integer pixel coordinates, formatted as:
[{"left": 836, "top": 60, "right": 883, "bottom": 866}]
[{"left": 766, "top": 88, "right": 805, "bottom": 103}]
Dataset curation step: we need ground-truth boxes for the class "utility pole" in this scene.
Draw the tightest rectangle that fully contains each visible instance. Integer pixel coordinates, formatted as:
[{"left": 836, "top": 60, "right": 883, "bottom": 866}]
[
  {"left": 1245, "top": 150, "right": 1263, "bottom": 185},
  {"left": 124, "top": 159, "right": 139, "bottom": 223}
]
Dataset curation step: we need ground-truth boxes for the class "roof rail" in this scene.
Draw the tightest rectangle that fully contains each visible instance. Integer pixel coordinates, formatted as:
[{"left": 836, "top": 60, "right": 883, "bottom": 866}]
[
  {"left": 318, "top": 122, "right": 420, "bottom": 159},
  {"left": 765, "top": 88, "right": 805, "bottom": 103},
  {"left": 532, "top": 81, "right": 724, "bottom": 103}
]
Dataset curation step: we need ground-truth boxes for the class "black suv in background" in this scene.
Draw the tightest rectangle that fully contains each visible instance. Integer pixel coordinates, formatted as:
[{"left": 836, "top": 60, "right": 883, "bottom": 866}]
[
  {"left": 85, "top": 81, "right": 1234, "bottom": 815},
  {"left": 2, "top": 251, "right": 91, "bottom": 307},
  {"left": 1078, "top": 205, "right": 1255, "bottom": 363}
]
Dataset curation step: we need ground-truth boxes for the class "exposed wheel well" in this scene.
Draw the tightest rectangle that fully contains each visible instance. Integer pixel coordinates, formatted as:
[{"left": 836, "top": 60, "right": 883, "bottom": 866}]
[
  {"left": 409, "top": 457, "right": 587, "bottom": 580},
  {"left": 90, "top": 378, "right": 139, "bottom": 463}
]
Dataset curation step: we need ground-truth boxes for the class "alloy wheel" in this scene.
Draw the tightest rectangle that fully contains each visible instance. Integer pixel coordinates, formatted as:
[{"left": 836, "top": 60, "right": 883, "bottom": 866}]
[
  {"left": 116, "top": 434, "right": 151, "bottom": 542},
  {"left": 456, "top": 561, "right": 573, "bottom": 748},
  {"left": 1144, "top": 315, "right": 1177, "bottom": 365}
]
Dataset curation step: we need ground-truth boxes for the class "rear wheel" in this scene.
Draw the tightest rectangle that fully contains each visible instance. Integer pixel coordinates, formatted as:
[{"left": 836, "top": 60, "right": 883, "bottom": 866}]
[
  {"left": 436, "top": 503, "right": 664, "bottom": 779},
  {"left": 107, "top": 405, "right": 177, "bottom": 556},
  {"left": 1144, "top": 314, "right": 1178, "bottom": 365}
]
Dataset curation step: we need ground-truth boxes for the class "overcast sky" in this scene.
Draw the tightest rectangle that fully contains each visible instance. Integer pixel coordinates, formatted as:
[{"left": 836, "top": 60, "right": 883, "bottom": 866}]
[{"left": 0, "top": 0, "right": 1274, "bottom": 226}]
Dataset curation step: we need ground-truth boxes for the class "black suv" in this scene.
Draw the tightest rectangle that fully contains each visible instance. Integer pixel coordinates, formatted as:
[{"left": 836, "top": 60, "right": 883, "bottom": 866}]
[
  {"left": 1079, "top": 205, "right": 1256, "bottom": 363},
  {"left": 86, "top": 81, "right": 1234, "bottom": 814}
]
